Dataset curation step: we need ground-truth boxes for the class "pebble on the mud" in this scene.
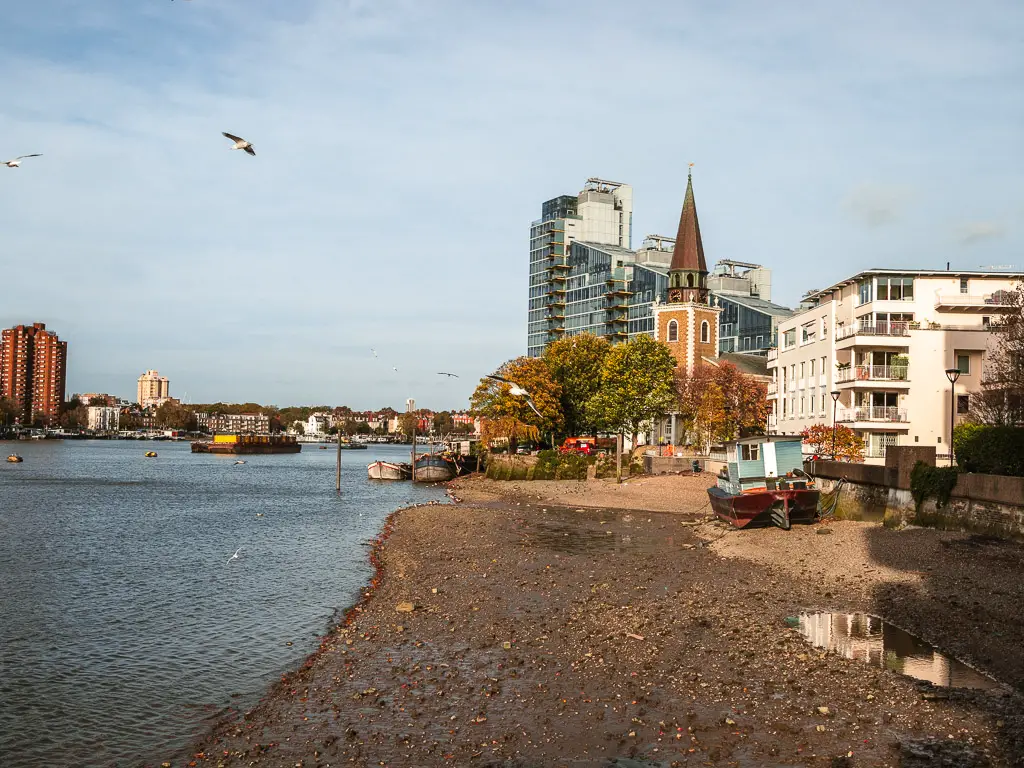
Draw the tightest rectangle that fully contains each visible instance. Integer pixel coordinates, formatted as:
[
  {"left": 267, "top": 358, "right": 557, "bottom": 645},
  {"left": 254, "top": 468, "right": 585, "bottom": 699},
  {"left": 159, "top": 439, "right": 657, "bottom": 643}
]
[{"left": 396, "top": 602, "right": 415, "bottom": 613}]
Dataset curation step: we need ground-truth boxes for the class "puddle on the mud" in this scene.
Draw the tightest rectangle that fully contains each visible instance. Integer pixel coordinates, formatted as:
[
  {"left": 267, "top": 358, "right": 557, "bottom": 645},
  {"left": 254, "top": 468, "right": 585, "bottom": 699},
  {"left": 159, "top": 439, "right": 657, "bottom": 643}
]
[
  {"left": 796, "top": 612, "right": 998, "bottom": 689},
  {"left": 527, "top": 520, "right": 634, "bottom": 553}
]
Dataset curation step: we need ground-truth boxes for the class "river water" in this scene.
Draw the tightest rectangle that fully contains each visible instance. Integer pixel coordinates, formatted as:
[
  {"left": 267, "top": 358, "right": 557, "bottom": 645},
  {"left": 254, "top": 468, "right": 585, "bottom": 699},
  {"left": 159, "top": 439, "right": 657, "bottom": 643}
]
[{"left": 0, "top": 439, "right": 446, "bottom": 767}]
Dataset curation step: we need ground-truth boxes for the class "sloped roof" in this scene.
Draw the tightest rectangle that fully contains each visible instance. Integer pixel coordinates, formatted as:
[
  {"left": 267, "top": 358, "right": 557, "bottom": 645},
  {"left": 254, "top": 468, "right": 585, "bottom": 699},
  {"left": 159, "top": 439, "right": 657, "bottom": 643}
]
[
  {"left": 668, "top": 171, "right": 707, "bottom": 274},
  {"left": 715, "top": 293, "right": 794, "bottom": 317},
  {"left": 702, "top": 352, "right": 770, "bottom": 378}
]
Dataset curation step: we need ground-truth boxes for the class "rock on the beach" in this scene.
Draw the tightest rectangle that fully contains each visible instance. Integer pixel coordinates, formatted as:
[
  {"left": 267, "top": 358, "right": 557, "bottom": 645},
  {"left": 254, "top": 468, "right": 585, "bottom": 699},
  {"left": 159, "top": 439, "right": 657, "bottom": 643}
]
[{"left": 396, "top": 601, "right": 415, "bottom": 613}]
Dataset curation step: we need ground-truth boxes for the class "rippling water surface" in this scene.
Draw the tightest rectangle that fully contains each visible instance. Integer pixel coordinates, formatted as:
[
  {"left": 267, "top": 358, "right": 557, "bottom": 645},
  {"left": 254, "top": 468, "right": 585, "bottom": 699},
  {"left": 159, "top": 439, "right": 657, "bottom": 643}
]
[{"left": 0, "top": 439, "right": 446, "bottom": 767}]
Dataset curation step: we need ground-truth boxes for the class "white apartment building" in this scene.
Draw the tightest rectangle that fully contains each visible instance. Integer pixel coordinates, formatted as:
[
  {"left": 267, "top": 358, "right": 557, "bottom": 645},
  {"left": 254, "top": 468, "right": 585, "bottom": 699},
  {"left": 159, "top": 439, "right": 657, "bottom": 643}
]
[
  {"left": 767, "top": 269, "right": 1022, "bottom": 463},
  {"left": 137, "top": 370, "right": 169, "bottom": 407},
  {"left": 87, "top": 405, "right": 120, "bottom": 433}
]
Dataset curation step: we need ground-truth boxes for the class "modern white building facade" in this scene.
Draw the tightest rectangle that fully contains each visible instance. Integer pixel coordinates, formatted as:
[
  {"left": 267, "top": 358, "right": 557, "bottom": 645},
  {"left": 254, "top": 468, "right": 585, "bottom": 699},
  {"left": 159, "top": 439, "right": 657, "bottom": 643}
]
[
  {"left": 87, "top": 405, "right": 120, "bottom": 433},
  {"left": 767, "top": 269, "right": 1022, "bottom": 463}
]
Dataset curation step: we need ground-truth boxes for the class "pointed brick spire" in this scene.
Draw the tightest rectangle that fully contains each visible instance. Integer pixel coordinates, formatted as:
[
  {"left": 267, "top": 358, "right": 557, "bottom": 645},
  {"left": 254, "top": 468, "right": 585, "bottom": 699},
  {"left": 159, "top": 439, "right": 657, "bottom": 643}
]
[{"left": 669, "top": 168, "right": 707, "bottom": 274}]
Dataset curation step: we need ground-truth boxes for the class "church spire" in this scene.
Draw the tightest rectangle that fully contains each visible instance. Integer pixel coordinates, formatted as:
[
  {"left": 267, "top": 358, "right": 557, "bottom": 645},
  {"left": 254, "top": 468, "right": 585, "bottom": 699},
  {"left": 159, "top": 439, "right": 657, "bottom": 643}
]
[{"left": 667, "top": 166, "right": 709, "bottom": 303}]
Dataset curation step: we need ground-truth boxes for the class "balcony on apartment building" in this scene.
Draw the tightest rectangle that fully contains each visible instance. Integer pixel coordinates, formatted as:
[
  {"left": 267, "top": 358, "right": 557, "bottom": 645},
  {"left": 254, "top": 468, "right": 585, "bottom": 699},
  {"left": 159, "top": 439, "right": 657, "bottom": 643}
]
[
  {"left": 766, "top": 382, "right": 778, "bottom": 396},
  {"left": 934, "top": 291, "right": 1015, "bottom": 313},
  {"left": 836, "top": 405, "right": 909, "bottom": 425},
  {"left": 767, "top": 347, "right": 779, "bottom": 361},
  {"left": 836, "top": 320, "right": 910, "bottom": 347},
  {"left": 835, "top": 365, "right": 910, "bottom": 387}
]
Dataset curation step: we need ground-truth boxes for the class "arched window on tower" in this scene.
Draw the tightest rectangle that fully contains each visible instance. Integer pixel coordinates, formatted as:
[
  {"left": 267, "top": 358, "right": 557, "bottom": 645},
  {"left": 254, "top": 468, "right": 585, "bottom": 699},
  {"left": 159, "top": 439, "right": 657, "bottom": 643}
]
[
  {"left": 686, "top": 273, "right": 694, "bottom": 288},
  {"left": 700, "top": 320, "right": 710, "bottom": 343},
  {"left": 667, "top": 319, "right": 678, "bottom": 342}
]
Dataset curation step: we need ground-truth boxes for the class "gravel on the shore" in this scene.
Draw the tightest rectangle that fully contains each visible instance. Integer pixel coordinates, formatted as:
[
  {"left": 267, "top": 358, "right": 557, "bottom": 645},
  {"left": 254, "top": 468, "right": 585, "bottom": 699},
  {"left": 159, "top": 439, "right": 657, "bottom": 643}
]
[{"left": 188, "top": 474, "right": 1024, "bottom": 768}]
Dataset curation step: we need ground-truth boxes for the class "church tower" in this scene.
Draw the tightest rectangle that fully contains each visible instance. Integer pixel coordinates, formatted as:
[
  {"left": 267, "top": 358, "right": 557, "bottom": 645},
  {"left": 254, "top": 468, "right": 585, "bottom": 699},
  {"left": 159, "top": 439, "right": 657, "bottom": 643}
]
[{"left": 653, "top": 168, "right": 722, "bottom": 373}]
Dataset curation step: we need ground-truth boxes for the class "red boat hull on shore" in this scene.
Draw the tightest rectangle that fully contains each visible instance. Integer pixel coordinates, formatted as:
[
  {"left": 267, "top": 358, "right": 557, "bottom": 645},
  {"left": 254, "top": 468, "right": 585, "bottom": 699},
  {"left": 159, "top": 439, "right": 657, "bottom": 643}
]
[{"left": 708, "top": 486, "right": 820, "bottom": 530}]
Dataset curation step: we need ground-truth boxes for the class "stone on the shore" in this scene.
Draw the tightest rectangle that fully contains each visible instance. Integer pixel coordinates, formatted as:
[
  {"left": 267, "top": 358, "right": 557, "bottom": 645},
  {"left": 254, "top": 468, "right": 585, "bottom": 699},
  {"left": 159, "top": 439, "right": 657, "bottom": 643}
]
[{"left": 396, "top": 601, "right": 415, "bottom": 613}]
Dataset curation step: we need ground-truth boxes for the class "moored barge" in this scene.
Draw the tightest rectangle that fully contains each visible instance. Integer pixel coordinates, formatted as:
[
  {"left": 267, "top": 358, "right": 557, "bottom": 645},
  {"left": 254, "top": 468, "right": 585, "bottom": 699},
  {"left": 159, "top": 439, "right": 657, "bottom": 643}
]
[
  {"left": 707, "top": 435, "right": 820, "bottom": 530},
  {"left": 191, "top": 434, "right": 301, "bottom": 454}
]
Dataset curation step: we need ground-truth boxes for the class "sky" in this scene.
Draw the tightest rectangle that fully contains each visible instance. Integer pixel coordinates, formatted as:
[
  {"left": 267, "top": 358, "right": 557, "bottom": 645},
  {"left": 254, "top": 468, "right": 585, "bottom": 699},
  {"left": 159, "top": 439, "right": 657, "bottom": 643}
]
[{"left": 1, "top": 0, "right": 1021, "bottom": 409}]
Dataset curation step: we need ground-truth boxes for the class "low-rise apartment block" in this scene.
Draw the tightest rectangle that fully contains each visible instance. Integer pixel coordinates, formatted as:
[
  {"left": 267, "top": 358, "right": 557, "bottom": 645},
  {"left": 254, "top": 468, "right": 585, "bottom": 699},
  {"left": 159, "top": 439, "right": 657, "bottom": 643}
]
[
  {"left": 767, "top": 269, "right": 1022, "bottom": 462},
  {"left": 195, "top": 412, "right": 270, "bottom": 434}
]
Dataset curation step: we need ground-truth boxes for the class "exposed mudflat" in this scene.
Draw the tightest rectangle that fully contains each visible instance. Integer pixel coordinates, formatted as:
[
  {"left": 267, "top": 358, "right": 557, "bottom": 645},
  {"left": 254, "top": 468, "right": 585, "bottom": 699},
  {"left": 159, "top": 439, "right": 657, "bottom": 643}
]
[{"left": 189, "top": 474, "right": 1024, "bottom": 767}]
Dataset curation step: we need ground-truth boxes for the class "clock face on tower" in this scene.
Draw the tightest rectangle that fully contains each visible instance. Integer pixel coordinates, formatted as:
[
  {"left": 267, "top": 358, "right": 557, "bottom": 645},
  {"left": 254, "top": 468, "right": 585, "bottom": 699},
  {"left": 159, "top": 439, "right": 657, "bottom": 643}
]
[{"left": 668, "top": 288, "right": 683, "bottom": 303}]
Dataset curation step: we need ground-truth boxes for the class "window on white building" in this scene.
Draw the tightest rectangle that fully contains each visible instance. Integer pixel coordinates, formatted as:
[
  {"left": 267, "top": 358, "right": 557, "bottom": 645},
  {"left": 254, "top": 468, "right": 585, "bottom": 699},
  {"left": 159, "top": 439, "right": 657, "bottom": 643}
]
[
  {"left": 784, "top": 329, "right": 796, "bottom": 347},
  {"left": 957, "top": 394, "right": 970, "bottom": 414},
  {"left": 800, "top": 362, "right": 805, "bottom": 379},
  {"left": 809, "top": 358, "right": 816, "bottom": 376},
  {"left": 876, "top": 276, "right": 915, "bottom": 301},
  {"left": 960, "top": 277, "right": 969, "bottom": 294},
  {"left": 956, "top": 353, "right": 970, "bottom": 374},
  {"left": 858, "top": 279, "right": 873, "bottom": 305}
]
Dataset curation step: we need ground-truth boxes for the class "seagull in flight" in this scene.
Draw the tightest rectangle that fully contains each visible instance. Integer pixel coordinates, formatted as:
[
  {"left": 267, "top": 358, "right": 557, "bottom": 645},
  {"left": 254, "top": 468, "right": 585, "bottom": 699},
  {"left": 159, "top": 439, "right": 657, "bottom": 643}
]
[
  {"left": 227, "top": 547, "right": 243, "bottom": 564},
  {"left": 484, "top": 375, "right": 543, "bottom": 419},
  {"left": 222, "top": 132, "right": 255, "bottom": 156},
  {"left": 370, "top": 349, "right": 378, "bottom": 358},
  {"left": 393, "top": 366, "right": 399, "bottom": 373},
  {"left": 3, "top": 154, "right": 42, "bottom": 168},
  {"left": 437, "top": 372, "right": 459, "bottom": 378}
]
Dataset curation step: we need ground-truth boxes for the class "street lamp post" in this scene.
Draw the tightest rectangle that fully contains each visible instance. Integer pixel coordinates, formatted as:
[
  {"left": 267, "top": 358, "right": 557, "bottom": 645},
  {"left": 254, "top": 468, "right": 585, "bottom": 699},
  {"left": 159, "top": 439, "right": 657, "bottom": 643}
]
[
  {"left": 830, "top": 390, "right": 841, "bottom": 460},
  {"left": 945, "top": 367, "right": 961, "bottom": 465}
]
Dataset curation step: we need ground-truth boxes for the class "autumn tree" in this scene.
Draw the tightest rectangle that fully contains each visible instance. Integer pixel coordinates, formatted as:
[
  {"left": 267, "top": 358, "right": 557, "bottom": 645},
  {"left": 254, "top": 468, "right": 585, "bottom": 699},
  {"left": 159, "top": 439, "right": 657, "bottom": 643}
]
[
  {"left": 676, "top": 362, "right": 771, "bottom": 453},
  {"left": 586, "top": 335, "right": 676, "bottom": 447},
  {"left": 59, "top": 398, "right": 89, "bottom": 430},
  {"left": 470, "top": 357, "right": 563, "bottom": 449},
  {"left": 801, "top": 423, "right": 866, "bottom": 463},
  {"left": 974, "top": 283, "right": 1024, "bottom": 426},
  {"left": 0, "top": 397, "right": 20, "bottom": 431},
  {"left": 543, "top": 333, "right": 611, "bottom": 438}
]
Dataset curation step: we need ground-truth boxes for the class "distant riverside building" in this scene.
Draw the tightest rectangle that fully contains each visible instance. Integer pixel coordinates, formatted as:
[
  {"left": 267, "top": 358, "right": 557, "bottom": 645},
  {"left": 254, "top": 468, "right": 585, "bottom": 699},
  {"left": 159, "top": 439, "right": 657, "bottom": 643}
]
[
  {"left": 87, "top": 406, "right": 120, "bottom": 432},
  {"left": 137, "top": 370, "right": 170, "bottom": 407},
  {"left": 528, "top": 178, "right": 634, "bottom": 357},
  {"left": 195, "top": 412, "right": 269, "bottom": 434},
  {"left": 0, "top": 322, "right": 68, "bottom": 425},
  {"left": 76, "top": 392, "right": 118, "bottom": 406},
  {"left": 767, "top": 269, "right": 1023, "bottom": 463}
]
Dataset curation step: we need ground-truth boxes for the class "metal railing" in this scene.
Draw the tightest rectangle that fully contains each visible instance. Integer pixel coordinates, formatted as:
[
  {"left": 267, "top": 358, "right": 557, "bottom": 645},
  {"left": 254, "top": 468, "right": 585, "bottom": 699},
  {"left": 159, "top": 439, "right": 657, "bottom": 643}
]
[
  {"left": 767, "top": 383, "right": 778, "bottom": 395},
  {"left": 935, "top": 293, "right": 1013, "bottom": 308},
  {"left": 836, "top": 321, "right": 910, "bottom": 340},
  {"left": 837, "top": 406, "right": 908, "bottom": 423},
  {"left": 835, "top": 365, "right": 909, "bottom": 383}
]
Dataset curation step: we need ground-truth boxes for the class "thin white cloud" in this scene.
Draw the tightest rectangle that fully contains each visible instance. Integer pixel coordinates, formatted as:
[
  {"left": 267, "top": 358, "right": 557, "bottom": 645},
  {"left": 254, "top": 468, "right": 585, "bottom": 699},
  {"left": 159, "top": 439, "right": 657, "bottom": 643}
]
[
  {"left": 957, "top": 221, "right": 1006, "bottom": 246},
  {"left": 842, "top": 183, "right": 914, "bottom": 227}
]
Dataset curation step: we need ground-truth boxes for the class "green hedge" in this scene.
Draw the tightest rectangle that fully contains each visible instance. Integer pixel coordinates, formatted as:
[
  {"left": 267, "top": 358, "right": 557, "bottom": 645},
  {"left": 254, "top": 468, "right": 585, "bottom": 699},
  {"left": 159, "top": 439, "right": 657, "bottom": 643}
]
[
  {"left": 953, "top": 424, "right": 1024, "bottom": 476},
  {"left": 910, "top": 461, "right": 959, "bottom": 506}
]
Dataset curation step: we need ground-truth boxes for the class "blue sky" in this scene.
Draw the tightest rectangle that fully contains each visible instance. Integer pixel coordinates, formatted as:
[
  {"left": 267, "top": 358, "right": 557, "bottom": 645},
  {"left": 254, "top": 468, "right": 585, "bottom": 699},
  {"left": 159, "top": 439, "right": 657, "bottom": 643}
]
[{"left": 1, "top": 0, "right": 1021, "bottom": 409}]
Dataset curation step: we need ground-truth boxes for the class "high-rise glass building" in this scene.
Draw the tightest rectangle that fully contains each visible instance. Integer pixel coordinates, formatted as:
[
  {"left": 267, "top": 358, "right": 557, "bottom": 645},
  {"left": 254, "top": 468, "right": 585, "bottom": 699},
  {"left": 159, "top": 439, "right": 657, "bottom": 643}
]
[{"left": 527, "top": 179, "right": 633, "bottom": 357}]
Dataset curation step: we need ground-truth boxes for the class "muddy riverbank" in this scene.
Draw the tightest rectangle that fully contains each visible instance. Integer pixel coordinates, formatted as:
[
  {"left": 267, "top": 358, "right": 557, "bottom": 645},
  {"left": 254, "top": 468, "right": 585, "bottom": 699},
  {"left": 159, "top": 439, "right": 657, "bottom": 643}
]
[{"left": 189, "top": 474, "right": 1024, "bottom": 767}]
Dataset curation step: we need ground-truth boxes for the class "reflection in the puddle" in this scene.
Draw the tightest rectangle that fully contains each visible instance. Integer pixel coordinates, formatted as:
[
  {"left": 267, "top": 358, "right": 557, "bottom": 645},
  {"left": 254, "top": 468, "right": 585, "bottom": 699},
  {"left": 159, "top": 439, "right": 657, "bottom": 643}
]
[{"left": 798, "top": 612, "right": 998, "bottom": 690}]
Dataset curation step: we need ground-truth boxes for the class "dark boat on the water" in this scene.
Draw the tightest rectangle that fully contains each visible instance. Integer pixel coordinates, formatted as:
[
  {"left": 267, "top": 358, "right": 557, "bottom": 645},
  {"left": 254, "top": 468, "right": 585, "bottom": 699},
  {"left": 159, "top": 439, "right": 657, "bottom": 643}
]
[
  {"left": 191, "top": 434, "right": 301, "bottom": 454},
  {"left": 413, "top": 453, "right": 455, "bottom": 482},
  {"left": 707, "top": 435, "right": 820, "bottom": 530}
]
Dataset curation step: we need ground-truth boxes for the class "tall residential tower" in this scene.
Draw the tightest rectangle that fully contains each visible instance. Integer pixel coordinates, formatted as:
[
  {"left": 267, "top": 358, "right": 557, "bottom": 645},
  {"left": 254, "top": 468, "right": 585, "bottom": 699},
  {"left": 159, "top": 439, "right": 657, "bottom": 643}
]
[
  {"left": 137, "top": 370, "right": 170, "bottom": 407},
  {"left": 0, "top": 322, "right": 68, "bottom": 426},
  {"left": 527, "top": 178, "right": 633, "bottom": 357}
]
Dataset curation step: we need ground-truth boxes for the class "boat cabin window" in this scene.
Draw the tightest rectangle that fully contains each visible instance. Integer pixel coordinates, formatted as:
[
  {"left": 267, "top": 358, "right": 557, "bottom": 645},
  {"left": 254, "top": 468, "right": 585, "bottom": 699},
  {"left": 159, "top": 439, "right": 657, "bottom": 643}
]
[{"left": 740, "top": 444, "right": 759, "bottom": 461}]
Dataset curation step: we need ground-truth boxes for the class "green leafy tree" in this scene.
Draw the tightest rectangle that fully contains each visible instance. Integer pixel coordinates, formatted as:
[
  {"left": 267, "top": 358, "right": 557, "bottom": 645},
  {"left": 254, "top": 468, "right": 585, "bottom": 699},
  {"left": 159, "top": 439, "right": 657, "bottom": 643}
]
[
  {"left": 470, "top": 356, "right": 563, "bottom": 435},
  {"left": 586, "top": 335, "right": 676, "bottom": 446},
  {"left": 801, "top": 423, "right": 866, "bottom": 462},
  {"left": 155, "top": 401, "right": 197, "bottom": 430},
  {"left": 59, "top": 398, "right": 89, "bottom": 430},
  {"left": 432, "top": 411, "right": 455, "bottom": 435},
  {"left": 543, "top": 333, "right": 610, "bottom": 438},
  {"left": 0, "top": 397, "right": 21, "bottom": 431}
]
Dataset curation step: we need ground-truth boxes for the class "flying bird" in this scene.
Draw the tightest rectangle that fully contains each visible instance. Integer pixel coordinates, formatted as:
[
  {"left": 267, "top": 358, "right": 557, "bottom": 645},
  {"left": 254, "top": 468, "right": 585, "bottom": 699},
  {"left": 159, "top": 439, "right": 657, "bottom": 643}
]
[
  {"left": 222, "top": 132, "right": 255, "bottom": 156},
  {"left": 370, "top": 349, "right": 378, "bottom": 358},
  {"left": 484, "top": 375, "right": 543, "bottom": 418},
  {"left": 437, "top": 372, "right": 459, "bottom": 378},
  {"left": 3, "top": 154, "right": 42, "bottom": 168},
  {"left": 227, "top": 547, "right": 243, "bottom": 564},
  {"left": 393, "top": 366, "right": 399, "bottom": 373}
]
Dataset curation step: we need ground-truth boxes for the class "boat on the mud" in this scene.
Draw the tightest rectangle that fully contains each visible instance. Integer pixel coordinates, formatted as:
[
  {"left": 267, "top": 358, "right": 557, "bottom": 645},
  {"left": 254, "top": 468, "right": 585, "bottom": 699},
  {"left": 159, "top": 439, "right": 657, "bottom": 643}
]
[
  {"left": 367, "top": 460, "right": 411, "bottom": 480},
  {"left": 707, "top": 435, "right": 820, "bottom": 530},
  {"left": 413, "top": 453, "right": 455, "bottom": 483},
  {"left": 7, "top": 453, "right": 24, "bottom": 463},
  {"left": 191, "top": 434, "right": 301, "bottom": 455}
]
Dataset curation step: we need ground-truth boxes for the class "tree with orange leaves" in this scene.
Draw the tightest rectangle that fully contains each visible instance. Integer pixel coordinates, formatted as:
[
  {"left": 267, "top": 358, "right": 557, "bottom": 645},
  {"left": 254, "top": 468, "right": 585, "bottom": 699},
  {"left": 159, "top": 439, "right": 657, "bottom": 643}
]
[{"left": 676, "top": 362, "right": 770, "bottom": 453}]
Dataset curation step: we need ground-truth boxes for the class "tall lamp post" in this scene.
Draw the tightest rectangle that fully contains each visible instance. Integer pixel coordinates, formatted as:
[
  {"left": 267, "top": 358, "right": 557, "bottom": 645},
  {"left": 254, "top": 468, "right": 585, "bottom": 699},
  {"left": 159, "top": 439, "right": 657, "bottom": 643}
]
[
  {"left": 945, "top": 367, "right": 961, "bottom": 465},
  {"left": 830, "top": 390, "right": 841, "bottom": 460}
]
